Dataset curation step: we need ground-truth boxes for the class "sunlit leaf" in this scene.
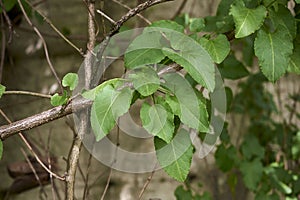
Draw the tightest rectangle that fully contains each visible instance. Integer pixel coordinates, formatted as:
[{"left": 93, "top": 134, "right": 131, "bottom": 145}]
[
  {"left": 199, "top": 34, "right": 230, "bottom": 64},
  {"left": 161, "top": 34, "right": 215, "bottom": 91},
  {"left": 91, "top": 84, "right": 133, "bottom": 141},
  {"left": 62, "top": 73, "right": 78, "bottom": 91},
  {"left": 254, "top": 25, "right": 293, "bottom": 82},
  {"left": 50, "top": 91, "right": 68, "bottom": 106},
  {"left": 230, "top": 4, "right": 267, "bottom": 38},
  {"left": 81, "top": 78, "right": 124, "bottom": 100}
]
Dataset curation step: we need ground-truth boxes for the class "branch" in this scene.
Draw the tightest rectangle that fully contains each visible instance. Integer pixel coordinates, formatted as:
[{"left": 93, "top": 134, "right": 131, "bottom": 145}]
[
  {"left": 0, "top": 98, "right": 92, "bottom": 140},
  {"left": 108, "top": 0, "right": 174, "bottom": 36}
]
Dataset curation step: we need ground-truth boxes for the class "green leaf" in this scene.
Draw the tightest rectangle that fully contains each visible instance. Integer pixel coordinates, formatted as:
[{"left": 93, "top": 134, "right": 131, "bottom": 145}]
[
  {"left": 124, "top": 31, "right": 165, "bottom": 69},
  {"left": 149, "top": 20, "right": 184, "bottom": 33},
  {"left": 91, "top": 84, "right": 133, "bottom": 141},
  {"left": 129, "top": 66, "right": 160, "bottom": 96},
  {"left": 199, "top": 34, "right": 230, "bottom": 64},
  {"left": 0, "top": 140, "right": 3, "bottom": 160},
  {"left": 174, "top": 185, "right": 193, "bottom": 200},
  {"left": 254, "top": 26, "right": 293, "bottom": 82},
  {"left": 163, "top": 73, "right": 209, "bottom": 132},
  {"left": 189, "top": 18, "right": 205, "bottom": 32},
  {"left": 230, "top": 4, "right": 267, "bottom": 38},
  {"left": 0, "top": 84, "right": 6, "bottom": 99},
  {"left": 269, "top": 5, "right": 296, "bottom": 39},
  {"left": 288, "top": 43, "right": 300, "bottom": 74},
  {"left": 218, "top": 55, "right": 249, "bottom": 79},
  {"left": 155, "top": 128, "right": 194, "bottom": 182},
  {"left": 140, "top": 103, "right": 174, "bottom": 143},
  {"left": 240, "top": 159, "right": 264, "bottom": 191},
  {"left": 50, "top": 91, "right": 68, "bottom": 106},
  {"left": 62, "top": 73, "right": 78, "bottom": 91},
  {"left": 82, "top": 78, "right": 124, "bottom": 100},
  {"left": 161, "top": 33, "right": 215, "bottom": 91}
]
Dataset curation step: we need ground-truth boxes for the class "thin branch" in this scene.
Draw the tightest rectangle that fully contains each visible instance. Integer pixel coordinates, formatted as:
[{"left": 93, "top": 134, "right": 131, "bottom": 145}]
[
  {"left": 23, "top": 0, "right": 84, "bottom": 56},
  {"left": 20, "top": 147, "right": 47, "bottom": 196},
  {"left": 17, "top": 0, "right": 64, "bottom": 94},
  {"left": 108, "top": 0, "right": 174, "bottom": 36},
  {"left": 0, "top": 109, "right": 66, "bottom": 181},
  {"left": 96, "top": 9, "right": 116, "bottom": 24},
  {"left": 138, "top": 170, "right": 156, "bottom": 199},
  {"left": 100, "top": 168, "right": 113, "bottom": 200},
  {"left": 111, "top": 0, "right": 151, "bottom": 25},
  {"left": 4, "top": 90, "right": 51, "bottom": 98},
  {"left": 0, "top": 98, "right": 92, "bottom": 140},
  {"left": 66, "top": 1, "right": 96, "bottom": 199}
]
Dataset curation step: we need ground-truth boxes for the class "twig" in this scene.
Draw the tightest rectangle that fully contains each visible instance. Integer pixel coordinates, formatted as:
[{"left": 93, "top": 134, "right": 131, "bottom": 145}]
[
  {"left": 172, "top": 0, "right": 188, "bottom": 19},
  {"left": 100, "top": 168, "right": 113, "bottom": 200},
  {"left": 138, "top": 170, "right": 156, "bottom": 199},
  {"left": 0, "top": 109, "right": 66, "bottom": 181},
  {"left": 17, "top": 0, "right": 64, "bottom": 94},
  {"left": 4, "top": 90, "right": 51, "bottom": 98},
  {"left": 108, "top": 0, "right": 174, "bottom": 36},
  {"left": 20, "top": 147, "right": 47, "bottom": 197},
  {"left": 111, "top": 0, "right": 151, "bottom": 25},
  {"left": 96, "top": 9, "right": 116, "bottom": 24},
  {"left": 23, "top": 0, "right": 84, "bottom": 56}
]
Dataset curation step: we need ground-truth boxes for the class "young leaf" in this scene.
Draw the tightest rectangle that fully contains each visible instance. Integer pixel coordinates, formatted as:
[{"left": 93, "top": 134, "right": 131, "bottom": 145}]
[
  {"left": 189, "top": 18, "right": 205, "bottom": 32},
  {"left": 0, "top": 140, "right": 3, "bottom": 160},
  {"left": 230, "top": 4, "right": 267, "bottom": 38},
  {"left": 62, "top": 73, "right": 78, "bottom": 91},
  {"left": 199, "top": 34, "right": 230, "bottom": 64},
  {"left": 218, "top": 55, "right": 249, "bottom": 79},
  {"left": 82, "top": 78, "right": 124, "bottom": 100},
  {"left": 162, "top": 73, "right": 209, "bottom": 132},
  {"left": 129, "top": 66, "right": 160, "bottom": 96},
  {"left": 254, "top": 26, "right": 293, "bottom": 82},
  {"left": 91, "top": 84, "right": 133, "bottom": 141},
  {"left": 50, "top": 91, "right": 68, "bottom": 106},
  {"left": 240, "top": 159, "right": 264, "bottom": 191},
  {"left": 288, "top": 43, "right": 300, "bottom": 74},
  {"left": 161, "top": 33, "right": 215, "bottom": 92},
  {"left": 0, "top": 84, "right": 6, "bottom": 99},
  {"left": 155, "top": 128, "right": 194, "bottom": 182},
  {"left": 124, "top": 31, "right": 165, "bottom": 69},
  {"left": 140, "top": 103, "right": 174, "bottom": 143}
]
